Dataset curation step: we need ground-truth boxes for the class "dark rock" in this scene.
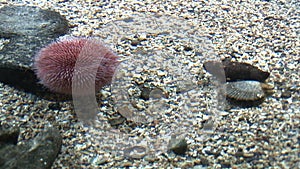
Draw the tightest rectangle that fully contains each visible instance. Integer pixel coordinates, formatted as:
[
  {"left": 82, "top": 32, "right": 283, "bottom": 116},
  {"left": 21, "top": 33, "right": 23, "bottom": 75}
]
[
  {"left": 108, "top": 116, "right": 126, "bottom": 126},
  {"left": 139, "top": 84, "right": 166, "bottom": 100},
  {"left": 0, "top": 5, "right": 69, "bottom": 100},
  {"left": 203, "top": 60, "right": 270, "bottom": 83},
  {"left": 168, "top": 135, "right": 188, "bottom": 155},
  {"left": 0, "top": 5, "right": 68, "bottom": 38},
  {"left": 0, "top": 125, "right": 19, "bottom": 146},
  {"left": 235, "top": 148, "right": 244, "bottom": 157},
  {"left": 139, "top": 85, "right": 152, "bottom": 100},
  {"left": 0, "top": 127, "right": 62, "bottom": 169}
]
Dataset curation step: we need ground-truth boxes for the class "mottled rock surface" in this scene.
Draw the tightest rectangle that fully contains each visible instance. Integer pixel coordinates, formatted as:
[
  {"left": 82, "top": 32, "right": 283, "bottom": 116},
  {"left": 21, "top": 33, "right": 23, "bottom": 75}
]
[
  {"left": 0, "top": 5, "right": 68, "bottom": 99},
  {"left": 0, "top": 126, "right": 62, "bottom": 169}
]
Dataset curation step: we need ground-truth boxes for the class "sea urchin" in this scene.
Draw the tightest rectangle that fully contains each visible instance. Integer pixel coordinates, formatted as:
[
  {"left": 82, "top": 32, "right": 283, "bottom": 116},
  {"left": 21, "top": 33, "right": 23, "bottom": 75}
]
[{"left": 33, "top": 37, "right": 120, "bottom": 95}]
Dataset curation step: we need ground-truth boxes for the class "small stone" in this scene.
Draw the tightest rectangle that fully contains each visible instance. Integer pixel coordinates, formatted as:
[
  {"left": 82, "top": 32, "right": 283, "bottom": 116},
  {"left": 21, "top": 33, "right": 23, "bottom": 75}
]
[
  {"left": 120, "top": 161, "right": 133, "bottom": 167},
  {"left": 199, "top": 156, "right": 210, "bottom": 166},
  {"left": 137, "top": 34, "right": 147, "bottom": 41},
  {"left": 157, "top": 70, "right": 167, "bottom": 76},
  {"left": 0, "top": 127, "right": 62, "bottom": 169},
  {"left": 149, "top": 88, "right": 165, "bottom": 99},
  {"left": 94, "top": 158, "right": 108, "bottom": 165},
  {"left": 144, "top": 155, "right": 158, "bottom": 162},
  {"left": 108, "top": 117, "right": 125, "bottom": 126},
  {"left": 243, "top": 152, "right": 255, "bottom": 158},
  {"left": 139, "top": 85, "right": 165, "bottom": 100},
  {"left": 183, "top": 46, "right": 193, "bottom": 51},
  {"left": 131, "top": 39, "right": 140, "bottom": 46},
  {"left": 179, "top": 160, "right": 194, "bottom": 168},
  {"left": 140, "top": 86, "right": 152, "bottom": 100},
  {"left": 221, "top": 161, "right": 232, "bottom": 168},
  {"left": 168, "top": 135, "right": 188, "bottom": 155}
]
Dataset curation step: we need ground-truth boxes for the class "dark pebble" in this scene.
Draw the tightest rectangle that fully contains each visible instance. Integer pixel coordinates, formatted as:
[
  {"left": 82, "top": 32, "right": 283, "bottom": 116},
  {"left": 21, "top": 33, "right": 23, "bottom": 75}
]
[
  {"left": 0, "top": 5, "right": 68, "bottom": 38},
  {"left": 140, "top": 85, "right": 152, "bottom": 100},
  {"left": 108, "top": 117, "right": 126, "bottom": 126},
  {"left": 0, "top": 127, "right": 62, "bottom": 169},
  {"left": 168, "top": 135, "right": 188, "bottom": 155}
]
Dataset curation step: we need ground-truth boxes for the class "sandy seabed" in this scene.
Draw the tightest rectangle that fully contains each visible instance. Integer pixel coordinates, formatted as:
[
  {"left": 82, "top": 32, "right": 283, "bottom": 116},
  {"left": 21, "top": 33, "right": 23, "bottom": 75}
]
[{"left": 0, "top": 0, "right": 299, "bottom": 168}]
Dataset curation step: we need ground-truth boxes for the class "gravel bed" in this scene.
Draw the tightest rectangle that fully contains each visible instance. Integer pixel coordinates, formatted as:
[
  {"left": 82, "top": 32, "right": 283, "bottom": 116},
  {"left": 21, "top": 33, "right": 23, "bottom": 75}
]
[{"left": 0, "top": 0, "right": 299, "bottom": 168}]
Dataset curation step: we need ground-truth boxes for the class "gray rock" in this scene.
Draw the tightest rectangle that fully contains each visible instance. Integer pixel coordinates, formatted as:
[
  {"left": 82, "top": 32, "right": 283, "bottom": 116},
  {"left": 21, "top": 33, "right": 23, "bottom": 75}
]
[
  {"left": 0, "top": 5, "right": 69, "bottom": 100},
  {"left": 0, "top": 127, "right": 62, "bottom": 169},
  {"left": 168, "top": 135, "right": 188, "bottom": 155},
  {"left": 0, "top": 5, "right": 68, "bottom": 38}
]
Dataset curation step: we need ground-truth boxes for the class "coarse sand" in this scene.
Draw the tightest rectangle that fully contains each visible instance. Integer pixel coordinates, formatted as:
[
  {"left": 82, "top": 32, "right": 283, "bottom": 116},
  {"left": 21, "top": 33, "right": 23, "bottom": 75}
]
[{"left": 0, "top": 0, "right": 299, "bottom": 168}]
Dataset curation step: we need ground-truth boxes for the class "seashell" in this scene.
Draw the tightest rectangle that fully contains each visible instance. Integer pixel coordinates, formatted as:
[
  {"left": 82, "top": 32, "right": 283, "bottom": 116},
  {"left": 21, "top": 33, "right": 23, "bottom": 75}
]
[
  {"left": 204, "top": 60, "right": 274, "bottom": 107},
  {"left": 203, "top": 60, "right": 270, "bottom": 82},
  {"left": 225, "top": 80, "right": 274, "bottom": 101},
  {"left": 222, "top": 61, "right": 270, "bottom": 82}
]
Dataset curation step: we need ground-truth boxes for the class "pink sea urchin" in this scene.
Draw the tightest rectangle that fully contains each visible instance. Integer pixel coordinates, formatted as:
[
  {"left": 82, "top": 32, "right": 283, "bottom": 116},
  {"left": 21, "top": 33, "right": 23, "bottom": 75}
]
[{"left": 33, "top": 37, "right": 119, "bottom": 95}]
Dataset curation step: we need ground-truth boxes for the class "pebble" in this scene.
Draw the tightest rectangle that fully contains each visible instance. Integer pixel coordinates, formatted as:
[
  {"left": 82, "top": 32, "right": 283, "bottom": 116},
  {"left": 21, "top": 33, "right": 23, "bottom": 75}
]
[
  {"left": 0, "top": 126, "right": 62, "bottom": 169},
  {"left": 168, "top": 135, "right": 188, "bottom": 155}
]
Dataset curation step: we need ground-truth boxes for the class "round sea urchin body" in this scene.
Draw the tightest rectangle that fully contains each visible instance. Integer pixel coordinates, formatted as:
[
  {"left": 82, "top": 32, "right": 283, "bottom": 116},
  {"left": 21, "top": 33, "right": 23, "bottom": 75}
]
[{"left": 33, "top": 37, "right": 119, "bottom": 95}]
